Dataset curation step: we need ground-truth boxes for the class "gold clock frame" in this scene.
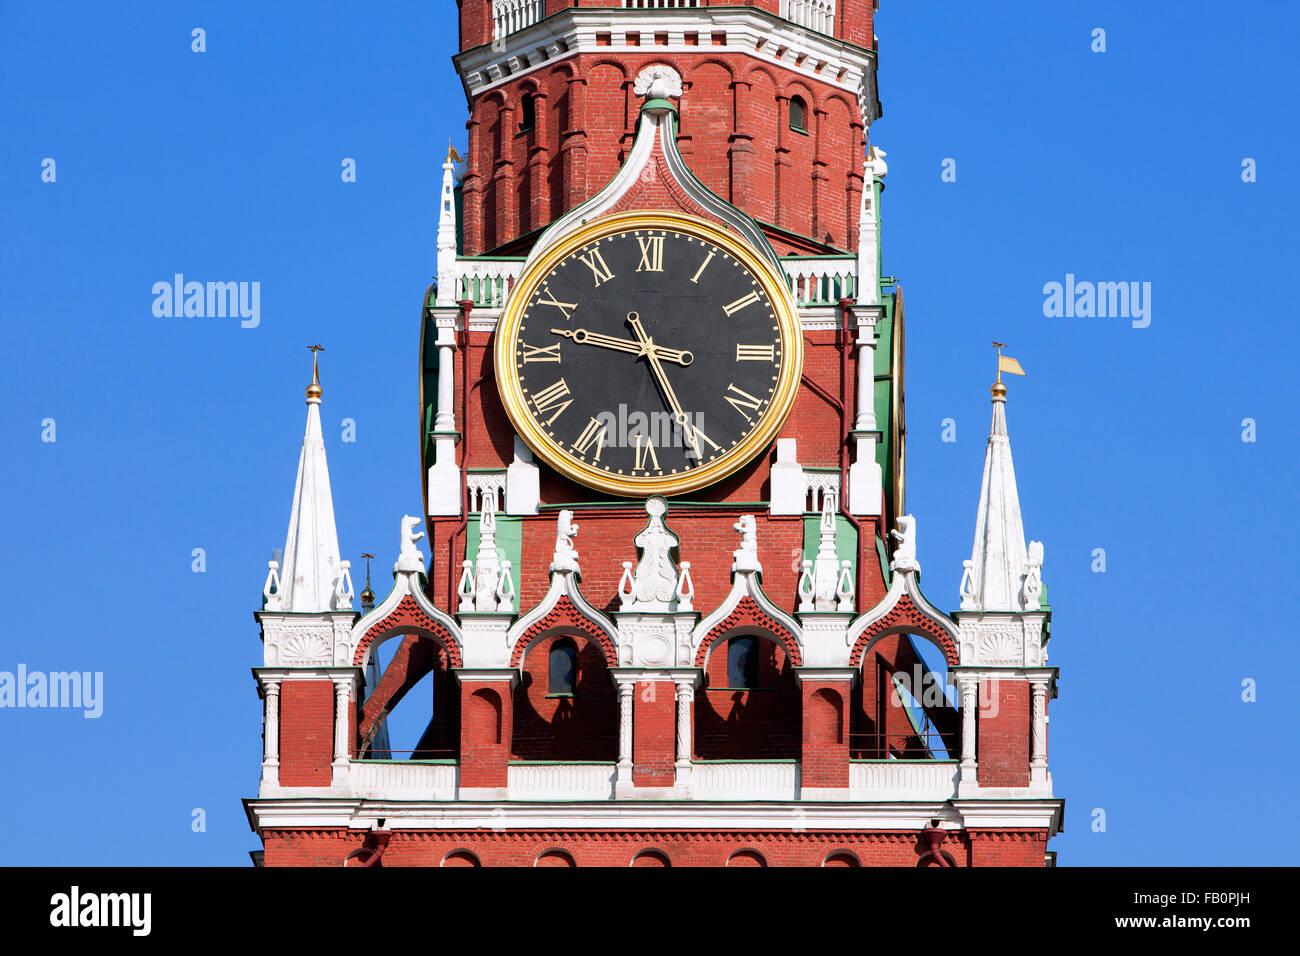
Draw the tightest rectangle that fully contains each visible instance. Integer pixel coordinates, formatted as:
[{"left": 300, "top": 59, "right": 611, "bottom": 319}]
[{"left": 494, "top": 211, "right": 804, "bottom": 497}]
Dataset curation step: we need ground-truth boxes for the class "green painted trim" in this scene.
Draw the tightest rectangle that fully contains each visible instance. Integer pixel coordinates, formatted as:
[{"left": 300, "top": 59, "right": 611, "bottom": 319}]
[
  {"left": 803, "top": 513, "right": 859, "bottom": 571},
  {"left": 465, "top": 513, "right": 523, "bottom": 594},
  {"left": 875, "top": 534, "right": 892, "bottom": 590},
  {"left": 467, "top": 466, "right": 506, "bottom": 473},
  {"left": 457, "top": 255, "right": 527, "bottom": 262}
]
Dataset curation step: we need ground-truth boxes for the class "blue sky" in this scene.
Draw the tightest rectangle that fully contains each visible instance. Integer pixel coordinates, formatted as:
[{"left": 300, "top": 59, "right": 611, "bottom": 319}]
[{"left": 1, "top": 1, "right": 1295, "bottom": 865}]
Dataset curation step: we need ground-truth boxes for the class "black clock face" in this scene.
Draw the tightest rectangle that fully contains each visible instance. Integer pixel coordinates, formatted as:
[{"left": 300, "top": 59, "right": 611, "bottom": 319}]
[{"left": 508, "top": 225, "right": 788, "bottom": 485}]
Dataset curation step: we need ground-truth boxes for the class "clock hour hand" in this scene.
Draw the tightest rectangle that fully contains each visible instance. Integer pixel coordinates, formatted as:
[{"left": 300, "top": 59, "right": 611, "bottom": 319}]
[
  {"left": 550, "top": 327, "right": 693, "bottom": 367},
  {"left": 625, "top": 312, "right": 703, "bottom": 458}
]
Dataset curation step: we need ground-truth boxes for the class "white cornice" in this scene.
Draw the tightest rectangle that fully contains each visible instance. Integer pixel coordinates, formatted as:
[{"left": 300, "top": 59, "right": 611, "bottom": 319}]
[
  {"left": 455, "top": 8, "right": 877, "bottom": 117},
  {"left": 246, "top": 798, "right": 1063, "bottom": 834}
]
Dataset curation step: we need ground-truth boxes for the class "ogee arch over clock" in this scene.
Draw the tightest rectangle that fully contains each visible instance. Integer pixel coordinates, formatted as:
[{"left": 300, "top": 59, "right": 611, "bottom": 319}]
[{"left": 494, "top": 211, "right": 804, "bottom": 497}]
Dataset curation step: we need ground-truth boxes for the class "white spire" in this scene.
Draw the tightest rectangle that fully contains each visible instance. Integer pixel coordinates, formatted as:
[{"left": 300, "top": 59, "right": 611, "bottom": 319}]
[
  {"left": 275, "top": 362, "right": 351, "bottom": 613},
  {"left": 435, "top": 146, "right": 459, "bottom": 306},
  {"left": 961, "top": 387, "right": 1034, "bottom": 612}
]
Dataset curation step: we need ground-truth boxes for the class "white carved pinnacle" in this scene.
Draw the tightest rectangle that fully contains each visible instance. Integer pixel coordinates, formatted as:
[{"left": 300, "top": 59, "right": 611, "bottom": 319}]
[
  {"left": 620, "top": 496, "right": 682, "bottom": 613},
  {"left": 836, "top": 560, "right": 855, "bottom": 612},
  {"left": 263, "top": 561, "right": 282, "bottom": 611},
  {"left": 676, "top": 562, "right": 695, "bottom": 613}
]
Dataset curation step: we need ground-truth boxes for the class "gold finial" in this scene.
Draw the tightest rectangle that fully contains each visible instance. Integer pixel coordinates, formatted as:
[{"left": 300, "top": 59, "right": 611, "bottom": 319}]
[
  {"left": 306, "top": 344, "right": 325, "bottom": 399},
  {"left": 991, "top": 342, "right": 1025, "bottom": 398},
  {"left": 447, "top": 142, "right": 463, "bottom": 164},
  {"left": 359, "top": 553, "right": 376, "bottom": 606}
]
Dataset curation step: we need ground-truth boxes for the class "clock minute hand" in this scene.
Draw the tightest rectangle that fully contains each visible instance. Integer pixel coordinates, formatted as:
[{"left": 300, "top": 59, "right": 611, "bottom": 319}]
[
  {"left": 550, "top": 327, "right": 693, "bottom": 367},
  {"left": 625, "top": 312, "right": 702, "bottom": 458}
]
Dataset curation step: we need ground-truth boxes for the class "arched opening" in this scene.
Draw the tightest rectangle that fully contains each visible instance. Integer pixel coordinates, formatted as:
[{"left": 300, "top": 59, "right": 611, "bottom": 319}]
[
  {"left": 535, "top": 848, "right": 576, "bottom": 867},
  {"left": 726, "top": 849, "right": 767, "bottom": 867},
  {"left": 469, "top": 687, "right": 503, "bottom": 745},
  {"left": 823, "top": 850, "right": 861, "bottom": 868},
  {"left": 851, "top": 631, "right": 957, "bottom": 760},
  {"left": 696, "top": 632, "right": 800, "bottom": 760},
  {"left": 809, "top": 687, "right": 844, "bottom": 746},
  {"left": 513, "top": 632, "right": 617, "bottom": 761},
  {"left": 630, "top": 849, "right": 671, "bottom": 867},
  {"left": 789, "top": 95, "right": 808, "bottom": 133},
  {"left": 518, "top": 91, "right": 536, "bottom": 132},
  {"left": 441, "top": 849, "right": 481, "bottom": 868},
  {"left": 358, "top": 630, "right": 458, "bottom": 761}
]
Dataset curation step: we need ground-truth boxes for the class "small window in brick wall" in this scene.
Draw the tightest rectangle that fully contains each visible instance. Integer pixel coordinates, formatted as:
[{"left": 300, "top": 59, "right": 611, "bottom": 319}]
[
  {"left": 548, "top": 640, "right": 578, "bottom": 696},
  {"left": 726, "top": 637, "right": 759, "bottom": 689},
  {"left": 519, "top": 92, "right": 536, "bottom": 132},
  {"left": 789, "top": 96, "right": 808, "bottom": 134}
]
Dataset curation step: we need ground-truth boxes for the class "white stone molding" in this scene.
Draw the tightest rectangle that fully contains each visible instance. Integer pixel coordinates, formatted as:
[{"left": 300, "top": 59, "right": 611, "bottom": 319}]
[
  {"left": 796, "top": 614, "right": 854, "bottom": 668},
  {"left": 352, "top": 761, "right": 458, "bottom": 801},
  {"left": 455, "top": 8, "right": 877, "bottom": 124},
  {"left": 633, "top": 62, "right": 683, "bottom": 100},
  {"left": 348, "top": 541, "right": 464, "bottom": 671},
  {"left": 953, "top": 614, "right": 1050, "bottom": 668},
  {"left": 504, "top": 435, "right": 540, "bottom": 515},
  {"left": 508, "top": 763, "right": 615, "bottom": 800},
  {"left": 846, "top": 562, "right": 959, "bottom": 660},
  {"left": 849, "top": 761, "right": 958, "bottom": 802},
  {"left": 692, "top": 762, "right": 800, "bottom": 801},
  {"left": 247, "top": 797, "right": 1064, "bottom": 835},
  {"left": 802, "top": 469, "right": 841, "bottom": 515},
  {"left": 259, "top": 612, "right": 357, "bottom": 669},
  {"left": 769, "top": 438, "right": 806, "bottom": 516}
]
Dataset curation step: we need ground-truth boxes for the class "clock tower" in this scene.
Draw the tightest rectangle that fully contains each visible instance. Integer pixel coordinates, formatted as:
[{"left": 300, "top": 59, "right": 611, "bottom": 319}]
[{"left": 246, "top": 0, "right": 1064, "bottom": 867}]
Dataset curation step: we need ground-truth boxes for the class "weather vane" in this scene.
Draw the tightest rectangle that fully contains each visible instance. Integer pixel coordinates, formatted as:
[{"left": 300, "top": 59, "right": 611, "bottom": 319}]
[
  {"left": 992, "top": 341, "right": 1025, "bottom": 385},
  {"left": 307, "top": 344, "right": 325, "bottom": 386}
]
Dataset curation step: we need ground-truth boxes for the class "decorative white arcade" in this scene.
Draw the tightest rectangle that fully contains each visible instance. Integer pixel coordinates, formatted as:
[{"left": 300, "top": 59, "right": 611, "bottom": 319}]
[
  {"left": 492, "top": 0, "right": 544, "bottom": 40},
  {"left": 781, "top": 0, "right": 837, "bottom": 35}
]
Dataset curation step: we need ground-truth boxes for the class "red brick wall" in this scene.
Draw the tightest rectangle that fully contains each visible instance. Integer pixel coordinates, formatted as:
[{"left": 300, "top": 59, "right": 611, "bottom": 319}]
[
  {"left": 695, "top": 634, "right": 800, "bottom": 759},
  {"left": 261, "top": 827, "right": 1041, "bottom": 868},
  {"left": 978, "top": 680, "right": 1031, "bottom": 788},
  {"left": 512, "top": 632, "right": 618, "bottom": 760},
  {"left": 801, "top": 680, "right": 850, "bottom": 787},
  {"left": 459, "top": 681, "right": 513, "bottom": 787},
  {"left": 278, "top": 681, "right": 334, "bottom": 786},
  {"left": 458, "top": 56, "right": 865, "bottom": 256},
  {"left": 633, "top": 680, "right": 677, "bottom": 786}
]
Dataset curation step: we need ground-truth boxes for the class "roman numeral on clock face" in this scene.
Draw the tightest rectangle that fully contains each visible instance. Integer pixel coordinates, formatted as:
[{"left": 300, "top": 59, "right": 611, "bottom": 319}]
[
  {"left": 723, "top": 290, "right": 762, "bottom": 316},
  {"left": 735, "top": 343, "right": 775, "bottom": 362},
  {"left": 536, "top": 284, "right": 578, "bottom": 320},
  {"left": 572, "top": 417, "right": 607, "bottom": 461},
  {"left": 636, "top": 236, "right": 665, "bottom": 273},
  {"left": 634, "top": 433, "right": 660, "bottom": 472},
  {"left": 521, "top": 341, "right": 561, "bottom": 363},
  {"left": 724, "top": 383, "right": 763, "bottom": 422},
  {"left": 577, "top": 248, "right": 615, "bottom": 287},
  {"left": 690, "top": 251, "right": 715, "bottom": 285},
  {"left": 529, "top": 378, "right": 573, "bottom": 425}
]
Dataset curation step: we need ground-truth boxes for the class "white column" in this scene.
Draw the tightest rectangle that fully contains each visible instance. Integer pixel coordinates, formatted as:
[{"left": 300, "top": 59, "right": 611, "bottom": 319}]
[
  {"left": 673, "top": 680, "right": 694, "bottom": 791},
  {"left": 332, "top": 680, "right": 351, "bottom": 786},
  {"left": 616, "top": 678, "right": 635, "bottom": 793},
  {"left": 854, "top": 324, "right": 876, "bottom": 432},
  {"left": 262, "top": 680, "right": 281, "bottom": 783},
  {"left": 1030, "top": 678, "right": 1049, "bottom": 786},
  {"left": 434, "top": 321, "right": 457, "bottom": 433},
  {"left": 958, "top": 677, "right": 978, "bottom": 791}
]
